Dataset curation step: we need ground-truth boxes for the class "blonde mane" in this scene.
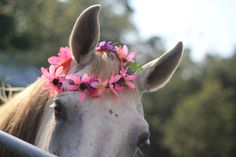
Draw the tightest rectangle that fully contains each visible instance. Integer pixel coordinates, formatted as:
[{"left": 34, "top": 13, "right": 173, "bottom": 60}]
[
  {"left": 0, "top": 80, "right": 52, "bottom": 156},
  {"left": 92, "top": 51, "right": 120, "bottom": 79}
]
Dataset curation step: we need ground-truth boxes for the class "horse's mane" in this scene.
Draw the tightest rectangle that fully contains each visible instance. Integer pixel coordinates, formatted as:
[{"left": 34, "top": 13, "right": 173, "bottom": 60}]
[
  {"left": 92, "top": 51, "right": 120, "bottom": 79},
  {"left": 0, "top": 80, "right": 52, "bottom": 156}
]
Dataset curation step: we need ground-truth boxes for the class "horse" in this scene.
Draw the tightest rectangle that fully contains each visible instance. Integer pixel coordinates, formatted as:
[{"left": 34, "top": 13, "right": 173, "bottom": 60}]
[{"left": 0, "top": 4, "right": 183, "bottom": 157}]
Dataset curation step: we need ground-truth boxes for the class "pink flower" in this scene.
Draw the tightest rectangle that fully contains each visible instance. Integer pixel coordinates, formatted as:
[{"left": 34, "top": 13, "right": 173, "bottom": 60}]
[
  {"left": 90, "top": 78, "right": 110, "bottom": 97},
  {"left": 69, "top": 74, "right": 91, "bottom": 101},
  {"left": 48, "top": 47, "right": 71, "bottom": 65},
  {"left": 48, "top": 47, "right": 72, "bottom": 74},
  {"left": 39, "top": 65, "right": 64, "bottom": 96},
  {"left": 90, "top": 78, "right": 104, "bottom": 93},
  {"left": 116, "top": 45, "right": 137, "bottom": 64},
  {"left": 90, "top": 78, "right": 106, "bottom": 89},
  {"left": 107, "top": 72, "right": 122, "bottom": 97},
  {"left": 119, "top": 68, "right": 136, "bottom": 89}
]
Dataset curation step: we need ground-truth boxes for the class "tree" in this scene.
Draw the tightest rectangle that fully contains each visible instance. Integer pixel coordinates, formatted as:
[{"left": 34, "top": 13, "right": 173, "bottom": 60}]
[
  {"left": 163, "top": 79, "right": 234, "bottom": 157},
  {"left": 0, "top": 0, "right": 135, "bottom": 66}
]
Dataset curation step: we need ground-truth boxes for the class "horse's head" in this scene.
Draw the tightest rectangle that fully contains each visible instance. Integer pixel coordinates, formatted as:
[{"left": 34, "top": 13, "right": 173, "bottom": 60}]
[{"left": 36, "top": 4, "right": 183, "bottom": 157}]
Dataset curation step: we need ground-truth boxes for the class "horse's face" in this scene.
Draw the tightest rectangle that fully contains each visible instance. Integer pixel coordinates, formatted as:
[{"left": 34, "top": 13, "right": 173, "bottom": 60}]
[
  {"left": 49, "top": 87, "right": 147, "bottom": 157},
  {"left": 36, "top": 5, "right": 183, "bottom": 157}
]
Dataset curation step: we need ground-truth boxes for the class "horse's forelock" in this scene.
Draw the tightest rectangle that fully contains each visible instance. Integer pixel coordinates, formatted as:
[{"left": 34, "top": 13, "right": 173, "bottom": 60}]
[{"left": 90, "top": 51, "right": 120, "bottom": 79}]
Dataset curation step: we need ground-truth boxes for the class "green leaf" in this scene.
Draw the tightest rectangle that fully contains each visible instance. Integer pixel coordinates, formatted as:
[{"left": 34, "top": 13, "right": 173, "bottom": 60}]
[{"left": 127, "top": 62, "right": 143, "bottom": 74}]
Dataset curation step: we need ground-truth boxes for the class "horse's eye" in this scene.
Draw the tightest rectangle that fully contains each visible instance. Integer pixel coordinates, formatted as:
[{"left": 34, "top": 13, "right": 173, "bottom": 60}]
[
  {"left": 137, "top": 131, "right": 150, "bottom": 148},
  {"left": 54, "top": 100, "right": 66, "bottom": 120}
]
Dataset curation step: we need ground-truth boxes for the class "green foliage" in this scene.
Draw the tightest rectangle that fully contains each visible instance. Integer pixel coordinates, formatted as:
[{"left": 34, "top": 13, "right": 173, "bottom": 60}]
[
  {"left": 0, "top": 0, "right": 135, "bottom": 65},
  {"left": 127, "top": 62, "right": 143, "bottom": 73},
  {"left": 141, "top": 45, "right": 236, "bottom": 157},
  {"left": 163, "top": 80, "right": 234, "bottom": 157}
]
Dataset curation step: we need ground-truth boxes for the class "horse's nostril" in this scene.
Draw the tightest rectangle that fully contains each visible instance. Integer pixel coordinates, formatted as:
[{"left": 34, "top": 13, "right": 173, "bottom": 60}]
[{"left": 137, "top": 132, "right": 150, "bottom": 148}]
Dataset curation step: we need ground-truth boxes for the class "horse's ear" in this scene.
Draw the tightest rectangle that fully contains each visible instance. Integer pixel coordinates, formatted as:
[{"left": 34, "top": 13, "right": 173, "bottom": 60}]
[
  {"left": 69, "top": 4, "right": 101, "bottom": 65},
  {"left": 137, "top": 42, "right": 183, "bottom": 92}
]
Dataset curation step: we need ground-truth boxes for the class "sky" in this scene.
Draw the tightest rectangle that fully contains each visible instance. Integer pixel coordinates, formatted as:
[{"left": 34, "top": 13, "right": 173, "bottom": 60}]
[{"left": 130, "top": 0, "right": 236, "bottom": 61}]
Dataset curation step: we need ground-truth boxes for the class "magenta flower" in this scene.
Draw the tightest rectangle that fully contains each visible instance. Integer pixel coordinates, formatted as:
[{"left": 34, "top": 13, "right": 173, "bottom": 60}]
[
  {"left": 119, "top": 68, "right": 136, "bottom": 89},
  {"left": 96, "top": 41, "right": 116, "bottom": 52},
  {"left": 39, "top": 65, "right": 64, "bottom": 96},
  {"left": 78, "top": 74, "right": 91, "bottom": 101},
  {"left": 116, "top": 45, "right": 137, "bottom": 64},
  {"left": 88, "top": 86, "right": 99, "bottom": 97},
  {"left": 64, "top": 74, "right": 90, "bottom": 101},
  {"left": 90, "top": 78, "right": 106, "bottom": 89},
  {"left": 89, "top": 78, "right": 107, "bottom": 97}
]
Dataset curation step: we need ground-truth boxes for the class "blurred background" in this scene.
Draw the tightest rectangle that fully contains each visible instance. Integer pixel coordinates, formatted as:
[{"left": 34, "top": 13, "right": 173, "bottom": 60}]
[{"left": 0, "top": 0, "right": 235, "bottom": 156}]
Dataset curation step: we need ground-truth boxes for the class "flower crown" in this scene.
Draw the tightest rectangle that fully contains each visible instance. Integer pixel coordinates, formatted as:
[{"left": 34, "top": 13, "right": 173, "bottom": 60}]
[{"left": 39, "top": 41, "right": 142, "bottom": 101}]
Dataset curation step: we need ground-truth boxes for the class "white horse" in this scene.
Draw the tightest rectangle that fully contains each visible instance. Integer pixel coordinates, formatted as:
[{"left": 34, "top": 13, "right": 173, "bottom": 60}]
[{"left": 0, "top": 4, "right": 183, "bottom": 157}]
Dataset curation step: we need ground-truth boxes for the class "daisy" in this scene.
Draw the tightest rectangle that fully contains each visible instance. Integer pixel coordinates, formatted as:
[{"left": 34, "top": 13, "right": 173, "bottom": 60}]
[
  {"left": 77, "top": 74, "right": 91, "bottom": 101},
  {"left": 39, "top": 65, "right": 64, "bottom": 96},
  {"left": 116, "top": 45, "right": 137, "bottom": 65},
  {"left": 90, "top": 78, "right": 107, "bottom": 96}
]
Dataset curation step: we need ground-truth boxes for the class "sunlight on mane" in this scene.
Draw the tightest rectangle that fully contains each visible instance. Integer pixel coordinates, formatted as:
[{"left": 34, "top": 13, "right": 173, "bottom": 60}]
[
  {"left": 0, "top": 80, "right": 52, "bottom": 151},
  {"left": 91, "top": 51, "right": 120, "bottom": 79}
]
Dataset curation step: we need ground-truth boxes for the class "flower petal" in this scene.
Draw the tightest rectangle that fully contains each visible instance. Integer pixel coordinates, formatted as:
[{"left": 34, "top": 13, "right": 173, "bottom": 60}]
[
  {"left": 117, "top": 47, "right": 126, "bottom": 58},
  {"left": 40, "top": 67, "right": 52, "bottom": 80},
  {"left": 125, "top": 81, "right": 135, "bottom": 89},
  {"left": 126, "top": 52, "right": 137, "bottom": 61},
  {"left": 55, "top": 66, "right": 63, "bottom": 76},
  {"left": 48, "top": 56, "right": 59, "bottom": 64},
  {"left": 67, "top": 85, "right": 79, "bottom": 91},
  {"left": 59, "top": 47, "right": 69, "bottom": 55},
  {"left": 49, "top": 87, "right": 59, "bottom": 96},
  {"left": 90, "top": 89, "right": 99, "bottom": 97},
  {"left": 49, "top": 90, "right": 55, "bottom": 96},
  {"left": 99, "top": 41, "right": 106, "bottom": 47},
  {"left": 82, "top": 74, "right": 90, "bottom": 82},
  {"left": 123, "top": 45, "right": 128, "bottom": 56},
  {"left": 113, "top": 75, "right": 121, "bottom": 82},
  {"left": 90, "top": 82, "right": 99, "bottom": 88},
  {"left": 110, "top": 87, "right": 119, "bottom": 97},
  {"left": 126, "top": 74, "right": 136, "bottom": 80},
  {"left": 114, "top": 85, "right": 123, "bottom": 91},
  {"left": 70, "top": 75, "right": 81, "bottom": 84},
  {"left": 49, "top": 65, "right": 55, "bottom": 74}
]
